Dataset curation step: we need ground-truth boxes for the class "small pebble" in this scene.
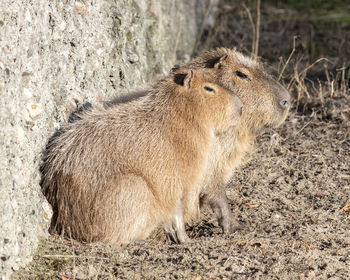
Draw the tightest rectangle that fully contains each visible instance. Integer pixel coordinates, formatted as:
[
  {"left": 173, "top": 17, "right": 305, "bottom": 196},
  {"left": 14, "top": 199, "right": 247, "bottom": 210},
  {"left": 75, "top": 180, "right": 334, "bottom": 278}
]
[
  {"left": 126, "top": 49, "right": 139, "bottom": 63},
  {"left": 26, "top": 103, "right": 42, "bottom": 119}
]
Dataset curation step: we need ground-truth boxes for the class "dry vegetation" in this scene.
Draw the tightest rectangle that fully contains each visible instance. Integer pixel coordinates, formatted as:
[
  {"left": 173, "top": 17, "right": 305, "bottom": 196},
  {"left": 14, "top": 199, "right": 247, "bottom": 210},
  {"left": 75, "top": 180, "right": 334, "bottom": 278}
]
[{"left": 13, "top": 0, "right": 349, "bottom": 279}]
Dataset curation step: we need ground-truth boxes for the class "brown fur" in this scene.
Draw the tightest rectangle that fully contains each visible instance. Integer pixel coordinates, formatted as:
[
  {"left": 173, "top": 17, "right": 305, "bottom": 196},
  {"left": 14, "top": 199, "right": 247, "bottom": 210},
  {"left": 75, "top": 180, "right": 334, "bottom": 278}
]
[
  {"left": 173, "top": 48, "right": 291, "bottom": 232},
  {"left": 41, "top": 69, "right": 243, "bottom": 245}
]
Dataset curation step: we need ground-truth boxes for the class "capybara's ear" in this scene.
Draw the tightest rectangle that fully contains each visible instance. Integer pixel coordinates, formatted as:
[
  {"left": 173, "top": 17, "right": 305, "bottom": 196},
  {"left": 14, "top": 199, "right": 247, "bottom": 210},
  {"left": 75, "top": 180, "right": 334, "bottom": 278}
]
[
  {"left": 214, "top": 55, "right": 228, "bottom": 69},
  {"left": 183, "top": 70, "right": 194, "bottom": 89},
  {"left": 174, "top": 71, "right": 194, "bottom": 89}
]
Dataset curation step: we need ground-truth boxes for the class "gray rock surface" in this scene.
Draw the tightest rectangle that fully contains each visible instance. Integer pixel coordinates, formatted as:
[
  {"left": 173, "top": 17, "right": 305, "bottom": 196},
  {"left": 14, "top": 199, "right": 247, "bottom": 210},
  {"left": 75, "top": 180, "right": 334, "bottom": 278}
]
[{"left": 0, "top": 0, "right": 212, "bottom": 278}]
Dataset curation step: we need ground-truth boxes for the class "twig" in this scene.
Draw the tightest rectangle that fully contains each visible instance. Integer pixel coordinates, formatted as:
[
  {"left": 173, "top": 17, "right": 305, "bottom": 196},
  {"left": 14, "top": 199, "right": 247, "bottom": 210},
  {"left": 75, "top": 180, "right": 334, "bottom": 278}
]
[
  {"left": 193, "top": 0, "right": 213, "bottom": 54},
  {"left": 340, "top": 64, "right": 346, "bottom": 94},
  {"left": 172, "top": 28, "right": 181, "bottom": 66},
  {"left": 293, "top": 120, "right": 312, "bottom": 137},
  {"left": 340, "top": 128, "right": 350, "bottom": 144},
  {"left": 42, "top": 254, "right": 110, "bottom": 260},
  {"left": 278, "top": 35, "right": 297, "bottom": 81},
  {"left": 243, "top": 4, "right": 256, "bottom": 57},
  {"left": 254, "top": 0, "right": 261, "bottom": 58},
  {"left": 299, "top": 57, "right": 329, "bottom": 77}
]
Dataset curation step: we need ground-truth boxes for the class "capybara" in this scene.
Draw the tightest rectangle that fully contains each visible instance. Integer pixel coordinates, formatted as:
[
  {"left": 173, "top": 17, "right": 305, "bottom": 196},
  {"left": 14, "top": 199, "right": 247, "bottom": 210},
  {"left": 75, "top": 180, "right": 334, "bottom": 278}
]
[
  {"left": 41, "top": 69, "right": 243, "bottom": 245},
  {"left": 172, "top": 48, "right": 291, "bottom": 232}
]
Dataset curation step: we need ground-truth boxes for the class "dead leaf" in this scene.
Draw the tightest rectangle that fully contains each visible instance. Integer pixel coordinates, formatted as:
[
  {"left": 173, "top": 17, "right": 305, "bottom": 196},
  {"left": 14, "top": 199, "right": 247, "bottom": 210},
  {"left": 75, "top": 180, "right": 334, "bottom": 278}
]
[
  {"left": 339, "top": 204, "right": 350, "bottom": 217},
  {"left": 251, "top": 243, "right": 268, "bottom": 256},
  {"left": 303, "top": 240, "right": 314, "bottom": 250},
  {"left": 340, "top": 204, "right": 350, "bottom": 212},
  {"left": 344, "top": 111, "right": 350, "bottom": 120},
  {"left": 58, "top": 275, "right": 76, "bottom": 280},
  {"left": 251, "top": 242, "right": 268, "bottom": 248},
  {"left": 191, "top": 273, "right": 202, "bottom": 280},
  {"left": 245, "top": 203, "right": 260, "bottom": 208}
]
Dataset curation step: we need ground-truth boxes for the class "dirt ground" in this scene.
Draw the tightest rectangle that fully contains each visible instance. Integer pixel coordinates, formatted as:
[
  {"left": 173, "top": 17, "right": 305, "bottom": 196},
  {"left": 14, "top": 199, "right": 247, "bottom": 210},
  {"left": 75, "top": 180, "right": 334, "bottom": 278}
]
[{"left": 13, "top": 1, "right": 350, "bottom": 279}]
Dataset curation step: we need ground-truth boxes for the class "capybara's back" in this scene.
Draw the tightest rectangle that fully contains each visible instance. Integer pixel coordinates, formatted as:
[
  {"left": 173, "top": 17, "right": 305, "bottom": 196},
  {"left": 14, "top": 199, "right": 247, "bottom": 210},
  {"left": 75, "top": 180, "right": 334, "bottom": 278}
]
[{"left": 41, "top": 69, "right": 243, "bottom": 244}]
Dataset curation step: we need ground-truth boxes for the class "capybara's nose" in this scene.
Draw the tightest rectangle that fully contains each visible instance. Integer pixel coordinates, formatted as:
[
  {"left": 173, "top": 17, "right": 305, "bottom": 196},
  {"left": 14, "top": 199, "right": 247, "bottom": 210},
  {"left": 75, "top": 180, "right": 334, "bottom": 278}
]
[
  {"left": 279, "top": 87, "right": 291, "bottom": 109},
  {"left": 280, "top": 98, "right": 290, "bottom": 109}
]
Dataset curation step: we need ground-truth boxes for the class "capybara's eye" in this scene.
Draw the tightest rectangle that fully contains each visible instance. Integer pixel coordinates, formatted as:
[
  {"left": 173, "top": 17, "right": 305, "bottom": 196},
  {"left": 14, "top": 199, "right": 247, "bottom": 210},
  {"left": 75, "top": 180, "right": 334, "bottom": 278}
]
[
  {"left": 235, "top": 71, "right": 251, "bottom": 82},
  {"left": 204, "top": 86, "right": 216, "bottom": 93}
]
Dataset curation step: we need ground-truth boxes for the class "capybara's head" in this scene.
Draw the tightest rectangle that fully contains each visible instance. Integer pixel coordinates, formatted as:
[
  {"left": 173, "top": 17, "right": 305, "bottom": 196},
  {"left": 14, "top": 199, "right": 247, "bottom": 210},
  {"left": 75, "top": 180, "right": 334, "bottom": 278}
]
[
  {"left": 172, "top": 69, "right": 243, "bottom": 133},
  {"left": 176, "top": 48, "right": 290, "bottom": 131}
]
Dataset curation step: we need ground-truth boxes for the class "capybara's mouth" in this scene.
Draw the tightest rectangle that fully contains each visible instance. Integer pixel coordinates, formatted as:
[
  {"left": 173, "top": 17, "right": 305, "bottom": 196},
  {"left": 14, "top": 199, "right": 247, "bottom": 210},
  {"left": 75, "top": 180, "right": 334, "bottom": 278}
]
[{"left": 273, "top": 107, "right": 290, "bottom": 128}]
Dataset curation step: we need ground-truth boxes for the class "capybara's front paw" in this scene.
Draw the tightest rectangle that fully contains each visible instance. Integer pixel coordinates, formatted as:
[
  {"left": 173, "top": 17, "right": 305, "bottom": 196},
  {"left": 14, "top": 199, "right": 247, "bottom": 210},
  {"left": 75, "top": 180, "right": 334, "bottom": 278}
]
[
  {"left": 220, "top": 216, "right": 241, "bottom": 234},
  {"left": 164, "top": 225, "right": 191, "bottom": 244}
]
